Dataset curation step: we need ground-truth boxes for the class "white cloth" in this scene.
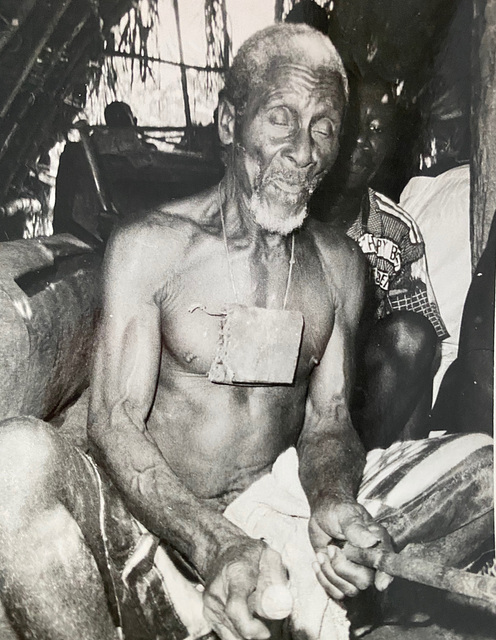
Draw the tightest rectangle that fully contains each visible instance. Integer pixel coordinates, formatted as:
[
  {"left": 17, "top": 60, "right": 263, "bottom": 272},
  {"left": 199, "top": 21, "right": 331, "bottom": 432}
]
[
  {"left": 399, "top": 165, "right": 472, "bottom": 399},
  {"left": 152, "top": 447, "right": 350, "bottom": 640},
  {"left": 140, "top": 432, "right": 493, "bottom": 640},
  {"left": 225, "top": 447, "right": 350, "bottom": 640}
]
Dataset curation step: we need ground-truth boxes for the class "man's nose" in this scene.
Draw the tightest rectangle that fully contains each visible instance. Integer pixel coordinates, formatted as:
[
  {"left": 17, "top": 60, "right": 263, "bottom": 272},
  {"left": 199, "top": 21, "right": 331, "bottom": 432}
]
[{"left": 286, "top": 129, "right": 315, "bottom": 168}]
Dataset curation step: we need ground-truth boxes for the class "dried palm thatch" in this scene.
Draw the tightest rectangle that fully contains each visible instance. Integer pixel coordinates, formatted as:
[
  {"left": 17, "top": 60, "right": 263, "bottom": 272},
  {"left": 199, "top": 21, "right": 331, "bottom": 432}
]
[
  {"left": 113, "top": 0, "right": 159, "bottom": 83},
  {"left": 205, "top": 0, "right": 230, "bottom": 73},
  {"left": 93, "top": 0, "right": 231, "bottom": 134},
  {"left": 275, "top": 0, "right": 298, "bottom": 22},
  {"left": 0, "top": 0, "right": 147, "bottom": 238}
]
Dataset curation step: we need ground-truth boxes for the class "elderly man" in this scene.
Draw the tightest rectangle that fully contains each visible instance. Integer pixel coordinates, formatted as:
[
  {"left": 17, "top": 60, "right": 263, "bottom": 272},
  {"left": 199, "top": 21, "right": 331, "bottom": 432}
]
[{"left": 0, "top": 24, "right": 492, "bottom": 640}]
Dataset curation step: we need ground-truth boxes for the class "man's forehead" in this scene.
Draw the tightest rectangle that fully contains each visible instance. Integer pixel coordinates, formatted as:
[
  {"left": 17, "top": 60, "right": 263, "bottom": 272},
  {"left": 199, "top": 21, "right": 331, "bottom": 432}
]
[{"left": 253, "top": 62, "right": 345, "bottom": 105}]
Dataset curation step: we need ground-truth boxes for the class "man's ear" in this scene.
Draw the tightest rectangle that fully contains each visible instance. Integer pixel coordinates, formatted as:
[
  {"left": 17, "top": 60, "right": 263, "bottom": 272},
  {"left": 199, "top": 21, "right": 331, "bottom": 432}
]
[{"left": 218, "top": 98, "right": 236, "bottom": 146}]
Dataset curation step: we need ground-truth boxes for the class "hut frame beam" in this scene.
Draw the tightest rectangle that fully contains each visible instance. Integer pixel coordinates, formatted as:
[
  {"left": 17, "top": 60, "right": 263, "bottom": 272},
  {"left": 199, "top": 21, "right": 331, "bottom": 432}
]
[
  {"left": 471, "top": 0, "right": 496, "bottom": 267},
  {"left": 0, "top": 0, "right": 37, "bottom": 56},
  {"left": 0, "top": 0, "right": 74, "bottom": 119}
]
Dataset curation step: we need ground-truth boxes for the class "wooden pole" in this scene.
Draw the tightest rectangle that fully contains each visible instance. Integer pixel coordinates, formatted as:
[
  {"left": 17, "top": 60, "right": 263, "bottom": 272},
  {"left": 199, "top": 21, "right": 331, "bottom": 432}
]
[
  {"left": 0, "top": 0, "right": 37, "bottom": 56},
  {"left": 172, "top": 0, "right": 193, "bottom": 131},
  {"left": 0, "top": 13, "right": 90, "bottom": 160},
  {"left": 345, "top": 544, "right": 496, "bottom": 613},
  {"left": 221, "top": 0, "right": 229, "bottom": 68},
  {"left": 274, "top": 0, "right": 285, "bottom": 22},
  {"left": 471, "top": 0, "right": 496, "bottom": 269},
  {"left": 0, "top": 18, "right": 100, "bottom": 201}
]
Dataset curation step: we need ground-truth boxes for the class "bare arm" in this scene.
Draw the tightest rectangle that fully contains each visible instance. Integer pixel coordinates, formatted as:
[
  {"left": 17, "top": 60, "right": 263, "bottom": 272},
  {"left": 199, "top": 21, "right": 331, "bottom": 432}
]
[
  {"left": 297, "top": 238, "right": 393, "bottom": 598},
  {"left": 88, "top": 223, "right": 290, "bottom": 639},
  {"left": 88, "top": 224, "right": 243, "bottom": 576},
  {"left": 298, "top": 237, "right": 366, "bottom": 507}
]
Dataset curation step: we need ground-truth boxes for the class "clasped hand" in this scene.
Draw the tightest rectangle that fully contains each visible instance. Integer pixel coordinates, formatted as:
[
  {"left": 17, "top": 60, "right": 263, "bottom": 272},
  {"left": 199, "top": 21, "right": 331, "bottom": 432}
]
[
  {"left": 309, "top": 500, "right": 394, "bottom": 600},
  {"left": 202, "top": 503, "right": 393, "bottom": 639}
]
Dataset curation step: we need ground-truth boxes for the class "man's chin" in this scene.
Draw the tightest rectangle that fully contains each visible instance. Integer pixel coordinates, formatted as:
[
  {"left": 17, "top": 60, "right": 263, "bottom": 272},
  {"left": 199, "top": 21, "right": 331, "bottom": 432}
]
[{"left": 252, "top": 195, "right": 308, "bottom": 235}]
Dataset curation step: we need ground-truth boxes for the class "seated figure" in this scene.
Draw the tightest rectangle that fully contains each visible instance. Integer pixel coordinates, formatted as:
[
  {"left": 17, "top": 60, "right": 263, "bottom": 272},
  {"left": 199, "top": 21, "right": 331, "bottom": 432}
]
[
  {"left": 92, "top": 101, "right": 157, "bottom": 156},
  {"left": 311, "top": 75, "right": 448, "bottom": 450},
  {"left": 0, "top": 25, "right": 492, "bottom": 640},
  {"left": 52, "top": 102, "right": 153, "bottom": 247}
]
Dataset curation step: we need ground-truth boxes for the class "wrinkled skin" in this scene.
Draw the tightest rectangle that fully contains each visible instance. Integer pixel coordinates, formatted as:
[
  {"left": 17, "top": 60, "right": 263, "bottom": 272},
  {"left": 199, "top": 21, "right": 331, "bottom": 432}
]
[{"left": 0, "top": 38, "right": 391, "bottom": 640}]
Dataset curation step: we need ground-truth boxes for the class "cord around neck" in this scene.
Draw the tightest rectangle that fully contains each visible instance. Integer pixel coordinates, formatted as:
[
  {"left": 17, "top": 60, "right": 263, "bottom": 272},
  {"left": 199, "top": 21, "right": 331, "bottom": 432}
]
[{"left": 217, "top": 184, "right": 295, "bottom": 310}]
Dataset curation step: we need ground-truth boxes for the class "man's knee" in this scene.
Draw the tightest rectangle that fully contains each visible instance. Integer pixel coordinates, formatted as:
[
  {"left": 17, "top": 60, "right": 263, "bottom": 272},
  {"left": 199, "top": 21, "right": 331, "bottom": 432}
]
[
  {"left": 0, "top": 416, "right": 59, "bottom": 472},
  {"left": 0, "top": 417, "right": 62, "bottom": 533},
  {"left": 367, "top": 311, "right": 437, "bottom": 371}
]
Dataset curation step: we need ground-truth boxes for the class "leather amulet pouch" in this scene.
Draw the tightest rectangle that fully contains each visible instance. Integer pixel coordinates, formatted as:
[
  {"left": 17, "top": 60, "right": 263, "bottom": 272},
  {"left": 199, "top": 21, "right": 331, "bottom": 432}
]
[{"left": 208, "top": 304, "right": 304, "bottom": 385}]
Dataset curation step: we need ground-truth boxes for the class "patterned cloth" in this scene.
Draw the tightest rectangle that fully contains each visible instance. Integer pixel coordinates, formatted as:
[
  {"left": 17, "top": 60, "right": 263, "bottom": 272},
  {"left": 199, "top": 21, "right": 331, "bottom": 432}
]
[
  {"left": 79, "top": 433, "right": 493, "bottom": 640},
  {"left": 347, "top": 189, "right": 449, "bottom": 339}
]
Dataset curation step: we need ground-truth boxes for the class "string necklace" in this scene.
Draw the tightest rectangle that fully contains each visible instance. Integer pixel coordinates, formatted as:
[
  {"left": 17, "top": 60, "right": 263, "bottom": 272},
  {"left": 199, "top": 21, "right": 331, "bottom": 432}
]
[{"left": 217, "top": 185, "right": 295, "bottom": 310}]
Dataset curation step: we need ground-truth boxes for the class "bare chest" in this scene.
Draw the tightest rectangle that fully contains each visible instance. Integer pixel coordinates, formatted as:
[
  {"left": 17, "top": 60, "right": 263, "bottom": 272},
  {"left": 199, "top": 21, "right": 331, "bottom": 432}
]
[{"left": 158, "top": 247, "right": 334, "bottom": 381}]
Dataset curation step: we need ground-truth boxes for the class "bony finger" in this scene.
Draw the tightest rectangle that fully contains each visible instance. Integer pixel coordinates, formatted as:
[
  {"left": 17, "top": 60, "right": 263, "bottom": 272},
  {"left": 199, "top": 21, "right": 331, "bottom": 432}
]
[
  {"left": 226, "top": 594, "right": 270, "bottom": 640},
  {"left": 203, "top": 591, "right": 224, "bottom": 622},
  {"left": 252, "top": 547, "right": 293, "bottom": 620},
  {"left": 258, "top": 547, "right": 290, "bottom": 589},
  {"left": 325, "top": 546, "right": 336, "bottom": 561},
  {"left": 204, "top": 594, "right": 244, "bottom": 640},
  {"left": 331, "top": 549, "right": 375, "bottom": 595},
  {"left": 369, "top": 525, "right": 395, "bottom": 554},
  {"left": 331, "top": 549, "right": 366, "bottom": 598},
  {"left": 375, "top": 570, "right": 394, "bottom": 592},
  {"left": 312, "top": 561, "right": 346, "bottom": 600},
  {"left": 211, "top": 619, "right": 245, "bottom": 640},
  {"left": 317, "top": 551, "right": 344, "bottom": 595},
  {"left": 309, "top": 517, "right": 335, "bottom": 551},
  {"left": 334, "top": 545, "right": 376, "bottom": 590},
  {"left": 223, "top": 572, "right": 271, "bottom": 639},
  {"left": 318, "top": 549, "right": 360, "bottom": 598}
]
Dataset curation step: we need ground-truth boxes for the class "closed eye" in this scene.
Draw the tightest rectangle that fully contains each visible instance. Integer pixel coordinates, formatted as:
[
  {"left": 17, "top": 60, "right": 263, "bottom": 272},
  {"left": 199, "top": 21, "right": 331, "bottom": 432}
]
[
  {"left": 311, "top": 118, "right": 334, "bottom": 139},
  {"left": 267, "top": 106, "right": 294, "bottom": 130}
]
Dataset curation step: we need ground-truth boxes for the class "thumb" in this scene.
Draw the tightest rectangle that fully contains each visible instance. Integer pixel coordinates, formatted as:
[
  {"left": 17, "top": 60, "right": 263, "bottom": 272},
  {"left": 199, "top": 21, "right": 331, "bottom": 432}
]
[
  {"left": 249, "top": 547, "right": 293, "bottom": 620},
  {"left": 375, "top": 570, "right": 394, "bottom": 592},
  {"left": 340, "top": 514, "right": 381, "bottom": 549},
  {"left": 309, "top": 515, "right": 333, "bottom": 551}
]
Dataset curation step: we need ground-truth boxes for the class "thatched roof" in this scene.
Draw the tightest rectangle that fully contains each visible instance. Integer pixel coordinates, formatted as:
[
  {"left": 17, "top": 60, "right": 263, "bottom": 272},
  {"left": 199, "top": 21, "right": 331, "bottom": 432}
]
[
  {"left": 0, "top": 0, "right": 139, "bottom": 207},
  {"left": 0, "top": 0, "right": 470, "bottom": 237}
]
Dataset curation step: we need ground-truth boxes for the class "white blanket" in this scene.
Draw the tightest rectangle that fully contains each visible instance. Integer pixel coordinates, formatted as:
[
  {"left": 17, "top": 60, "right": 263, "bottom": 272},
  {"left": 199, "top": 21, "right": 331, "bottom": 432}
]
[{"left": 142, "top": 433, "right": 493, "bottom": 640}]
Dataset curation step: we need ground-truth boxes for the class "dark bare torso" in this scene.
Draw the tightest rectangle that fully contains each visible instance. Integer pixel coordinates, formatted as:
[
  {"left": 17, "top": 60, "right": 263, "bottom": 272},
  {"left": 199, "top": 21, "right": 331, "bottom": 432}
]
[{"left": 109, "top": 188, "right": 352, "bottom": 504}]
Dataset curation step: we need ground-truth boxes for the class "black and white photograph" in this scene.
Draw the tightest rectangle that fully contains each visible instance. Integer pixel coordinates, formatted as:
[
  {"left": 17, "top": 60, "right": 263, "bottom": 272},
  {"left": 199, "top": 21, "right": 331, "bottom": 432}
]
[{"left": 0, "top": 1, "right": 494, "bottom": 639}]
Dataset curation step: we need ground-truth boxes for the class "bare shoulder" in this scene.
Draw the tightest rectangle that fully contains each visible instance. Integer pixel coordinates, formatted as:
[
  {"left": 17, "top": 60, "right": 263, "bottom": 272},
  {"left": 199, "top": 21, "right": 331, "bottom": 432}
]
[
  {"left": 304, "top": 218, "right": 366, "bottom": 324},
  {"left": 154, "top": 184, "right": 220, "bottom": 228},
  {"left": 305, "top": 218, "right": 366, "bottom": 290},
  {"left": 103, "top": 186, "right": 219, "bottom": 296},
  {"left": 109, "top": 187, "right": 219, "bottom": 264}
]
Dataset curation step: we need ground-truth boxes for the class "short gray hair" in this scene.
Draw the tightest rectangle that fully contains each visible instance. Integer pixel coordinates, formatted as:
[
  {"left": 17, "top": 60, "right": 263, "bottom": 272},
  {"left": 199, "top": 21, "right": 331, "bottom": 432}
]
[{"left": 221, "top": 23, "right": 348, "bottom": 116}]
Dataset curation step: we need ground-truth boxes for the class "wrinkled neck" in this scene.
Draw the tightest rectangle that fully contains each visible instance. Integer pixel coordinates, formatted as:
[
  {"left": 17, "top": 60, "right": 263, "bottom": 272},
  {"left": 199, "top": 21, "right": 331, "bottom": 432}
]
[{"left": 218, "top": 172, "right": 291, "bottom": 252}]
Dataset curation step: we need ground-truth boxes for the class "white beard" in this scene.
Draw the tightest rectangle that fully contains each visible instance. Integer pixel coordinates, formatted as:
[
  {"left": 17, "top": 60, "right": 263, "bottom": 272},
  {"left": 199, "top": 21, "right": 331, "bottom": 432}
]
[{"left": 249, "top": 190, "right": 309, "bottom": 235}]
